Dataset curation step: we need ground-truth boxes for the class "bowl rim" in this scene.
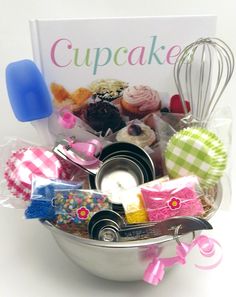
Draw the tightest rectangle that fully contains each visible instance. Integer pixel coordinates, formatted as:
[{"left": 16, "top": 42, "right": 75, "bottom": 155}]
[{"left": 41, "top": 219, "right": 179, "bottom": 248}]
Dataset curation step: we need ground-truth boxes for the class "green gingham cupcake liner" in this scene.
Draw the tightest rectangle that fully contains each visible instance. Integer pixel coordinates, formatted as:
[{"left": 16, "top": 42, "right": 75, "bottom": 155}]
[{"left": 164, "top": 127, "right": 227, "bottom": 188}]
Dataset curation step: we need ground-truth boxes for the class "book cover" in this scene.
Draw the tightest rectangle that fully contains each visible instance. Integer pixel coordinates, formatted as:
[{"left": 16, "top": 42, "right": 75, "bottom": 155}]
[{"left": 30, "top": 16, "right": 216, "bottom": 141}]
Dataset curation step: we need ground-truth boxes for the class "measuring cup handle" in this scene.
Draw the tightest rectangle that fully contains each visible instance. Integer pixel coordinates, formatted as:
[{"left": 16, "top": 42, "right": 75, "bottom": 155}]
[{"left": 53, "top": 139, "right": 103, "bottom": 175}]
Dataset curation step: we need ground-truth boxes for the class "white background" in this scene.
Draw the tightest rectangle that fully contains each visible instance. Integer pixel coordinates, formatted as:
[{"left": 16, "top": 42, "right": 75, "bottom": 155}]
[{"left": 0, "top": 1, "right": 235, "bottom": 296}]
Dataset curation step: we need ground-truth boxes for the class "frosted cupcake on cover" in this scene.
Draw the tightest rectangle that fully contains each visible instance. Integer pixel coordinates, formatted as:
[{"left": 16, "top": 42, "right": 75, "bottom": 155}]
[
  {"left": 84, "top": 100, "right": 125, "bottom": 136},
  {"left": 116, "top": 122, "right": 156, "bottom": 148},
  {"left": 120, "top": 85, "right": 161, "bottom": 119}
]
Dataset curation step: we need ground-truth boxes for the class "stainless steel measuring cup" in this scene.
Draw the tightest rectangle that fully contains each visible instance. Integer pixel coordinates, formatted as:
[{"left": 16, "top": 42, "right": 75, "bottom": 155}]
[{"left": 53, "top": 138, "right": 155, "bottom": 204}]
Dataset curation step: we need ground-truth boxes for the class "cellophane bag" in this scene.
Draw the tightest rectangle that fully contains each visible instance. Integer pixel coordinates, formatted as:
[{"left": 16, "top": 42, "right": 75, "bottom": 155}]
[
  {"left": 140, "top": 175, "right": 204, "bottom": 222},
  {"left": 0, "top": 137, "right": 83, "bottom": 209}
]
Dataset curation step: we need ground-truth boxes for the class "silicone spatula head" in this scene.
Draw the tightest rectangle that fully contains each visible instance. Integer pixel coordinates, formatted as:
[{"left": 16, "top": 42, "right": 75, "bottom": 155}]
[{"left": 6, "top": 59, "right": 53, "bottom": 122}]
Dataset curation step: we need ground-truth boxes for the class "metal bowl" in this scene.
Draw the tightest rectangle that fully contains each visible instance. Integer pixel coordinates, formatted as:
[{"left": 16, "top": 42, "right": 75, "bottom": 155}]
[
  {"left": 42, "top": 219, "right": 193, "bottom": 281},
  {"left": 41, "top": 182, "right": 223, "bottom": 282}
]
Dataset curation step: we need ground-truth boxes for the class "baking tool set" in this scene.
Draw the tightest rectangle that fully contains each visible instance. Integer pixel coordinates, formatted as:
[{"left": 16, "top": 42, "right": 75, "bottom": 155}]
[{"left": 2, "top": 36, "right": 233, "bottom": 285}]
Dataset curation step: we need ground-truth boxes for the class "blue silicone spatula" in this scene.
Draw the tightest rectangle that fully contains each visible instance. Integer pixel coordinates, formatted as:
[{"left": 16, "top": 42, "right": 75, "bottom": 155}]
[{"left": 6, "top": 59, "right": 53, "bottom": 145}]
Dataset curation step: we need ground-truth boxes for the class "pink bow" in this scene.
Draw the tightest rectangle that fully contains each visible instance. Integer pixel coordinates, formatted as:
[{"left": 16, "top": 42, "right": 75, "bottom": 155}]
[
  {"left": 144, "top": 235, "right": 222, "bottom": 286},
  {"left": 143, "top": 255, "right": 185, "bottom": 285},
  {"left": 176, "top": 235, "right": 222, "bottom": 269},
  {"left": 66, "top": 138, "right": 102, "bottom": 167},
  {"left": 143, "top": 258, "right": 165, "bottom": 285}
]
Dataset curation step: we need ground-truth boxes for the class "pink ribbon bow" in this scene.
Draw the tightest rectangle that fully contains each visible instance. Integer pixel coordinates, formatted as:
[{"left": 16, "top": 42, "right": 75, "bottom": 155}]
[
  {"left": 144, "top": 235, "right": 222, "bottom": 286},
  {"left": 66, "top": 138, "right": 102, "bottom": 167},
  {"left": 176, "top": 235, "right": 222, "bottom": 270},
  {"left": 143, "top": 255, "right": 185, "bottom": 286}
]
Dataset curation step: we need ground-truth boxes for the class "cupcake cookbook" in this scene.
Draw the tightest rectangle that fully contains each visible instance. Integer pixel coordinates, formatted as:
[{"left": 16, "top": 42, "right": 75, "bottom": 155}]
[
  {"left": 30, "top": 16, "right": 216, "bottom": 139},
  {"left": 0, "top": 16, "right": 234, "bottom": 284}
]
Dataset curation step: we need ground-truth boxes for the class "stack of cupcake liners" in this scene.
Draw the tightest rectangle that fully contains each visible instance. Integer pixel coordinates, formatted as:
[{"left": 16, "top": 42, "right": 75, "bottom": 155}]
[
  {"left": 165, "top": 127, "right": 228, "bottom": 188},
  {"left": 4, "top": 148, "right": 31, "bottom": 200},
  {"left": 4, "top": 146, "right": 77, "bottom": 201}
]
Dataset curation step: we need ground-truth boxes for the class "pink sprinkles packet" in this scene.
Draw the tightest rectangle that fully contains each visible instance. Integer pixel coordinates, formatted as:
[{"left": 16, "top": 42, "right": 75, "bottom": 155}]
[{"left": 141, "top": 176, "right": 204, "bottom": 222}]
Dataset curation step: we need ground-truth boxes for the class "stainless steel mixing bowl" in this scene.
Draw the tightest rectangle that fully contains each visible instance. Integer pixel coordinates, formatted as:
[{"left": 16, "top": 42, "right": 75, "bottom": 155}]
[
  {"left": 43, "top": 220, "right": 193, "bottom": 281},
  {"left": 41, "top": 182, "right": 222, "bottom": 282}
]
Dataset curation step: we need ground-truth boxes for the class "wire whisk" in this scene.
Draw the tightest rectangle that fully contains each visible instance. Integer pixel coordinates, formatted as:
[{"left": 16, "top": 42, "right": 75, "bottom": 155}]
[{"left": 174, "top": 37, "right": 234, "bottom": 125}]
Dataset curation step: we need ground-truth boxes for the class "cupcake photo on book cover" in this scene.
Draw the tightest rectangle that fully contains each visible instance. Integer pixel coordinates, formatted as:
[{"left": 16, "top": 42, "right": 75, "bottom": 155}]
[
  {"left": 49, "top": 79, "right": 128, "bottom": 137},
  {"left": 120, "top": 85, "right": 162, "bottom": 119},
  {"left": 88, "top": 79, "right": 128, "bottom": 102},
  {"left": 81, "top": 100, "right": 126, "bottom": 136},
  {"left": 49, "top": 78, "right": 190, "bottom": 148}
]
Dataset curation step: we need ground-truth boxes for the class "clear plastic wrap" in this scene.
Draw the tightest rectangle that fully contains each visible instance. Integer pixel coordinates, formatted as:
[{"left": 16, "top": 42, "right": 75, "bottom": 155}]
[
  {"left": 141, "top": 176, "right": 204, "bottom": 222},
  {"left": 0, "top": 106, "right": 231, "bottom": 240},
  {"left": 52, "top": 189, "right": 111, "bottom": 225},
  {"left": 26, "top": 181, "right": 111, "bottom": 237},
  {"left": 0, "top": 137, "right": 84, "bottom": 207},
  {"left": 120, "top": 176, "right": 169, "bottom": 224},
  {"left": 0, "top": 137, "right": 40, "bottom": 208},
  {"left": 206, "top": 107, "right": 233, "bottom": 210},
  {"left": 26, "top": 185, "right": 110, "bottom": 222},
  {"left": 25, "top": 176, "right": 84, "bottom": 219}
]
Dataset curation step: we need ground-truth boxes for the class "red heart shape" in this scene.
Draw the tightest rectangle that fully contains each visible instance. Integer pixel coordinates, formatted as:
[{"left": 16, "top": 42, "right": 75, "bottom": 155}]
[{"left": 170, "top": 94, "right": 191, "bottom": 114}]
